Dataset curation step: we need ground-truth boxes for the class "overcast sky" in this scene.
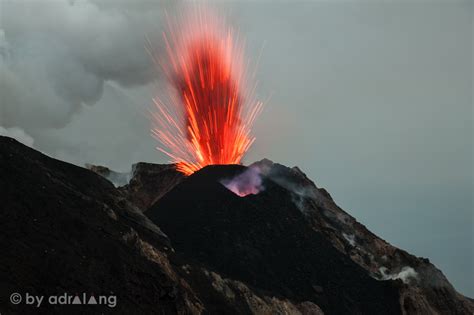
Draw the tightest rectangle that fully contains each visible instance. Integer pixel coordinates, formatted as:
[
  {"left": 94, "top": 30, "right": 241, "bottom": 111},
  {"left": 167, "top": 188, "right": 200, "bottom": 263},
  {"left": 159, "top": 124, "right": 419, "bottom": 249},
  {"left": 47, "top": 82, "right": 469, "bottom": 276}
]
[{"left": 1, "top": 0, "right": 472, "bottom": 296}]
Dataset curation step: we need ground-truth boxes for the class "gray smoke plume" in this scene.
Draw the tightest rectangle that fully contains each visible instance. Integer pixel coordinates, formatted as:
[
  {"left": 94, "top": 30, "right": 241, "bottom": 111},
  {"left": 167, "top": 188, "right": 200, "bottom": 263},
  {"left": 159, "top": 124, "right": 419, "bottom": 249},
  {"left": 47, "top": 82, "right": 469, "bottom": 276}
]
[
  {"left": 221, "top": 165, "right": 265, "bottom": 197},
  {"left": 0, "top": 126, "right": 34, "bottom": 147},
  {"left": 379, "top": 266, "right": 419, "bottom": 285},
  {"left": 0, "top": 0, "right": 169, "bottom": 139}
]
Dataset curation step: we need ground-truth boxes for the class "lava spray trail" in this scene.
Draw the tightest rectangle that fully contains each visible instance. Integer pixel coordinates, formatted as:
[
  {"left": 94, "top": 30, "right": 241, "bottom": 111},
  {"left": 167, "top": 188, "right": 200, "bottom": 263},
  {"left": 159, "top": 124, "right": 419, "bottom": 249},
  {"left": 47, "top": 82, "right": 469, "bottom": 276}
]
[{"left": 149, "top": 8, "right": 263, "bottom": 175}]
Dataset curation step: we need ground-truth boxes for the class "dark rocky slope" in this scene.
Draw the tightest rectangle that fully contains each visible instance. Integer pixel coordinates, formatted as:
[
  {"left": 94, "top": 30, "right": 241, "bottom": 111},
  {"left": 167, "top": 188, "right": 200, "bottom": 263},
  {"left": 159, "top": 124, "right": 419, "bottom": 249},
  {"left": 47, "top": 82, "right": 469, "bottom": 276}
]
[
  {"left": 249, "top": 159, "right": 474, "bottom": 314},
  {"left": 0, "top": 136, "right": 472, "bottom": 314},
  {"left": 0, "top": 137, "right": 324, "bottom": 314},
  {"left": 0, "top": 136, "right": 198, "bottom": 314},
  {"left": 146, "top": 165, "right": 403, "bottom": 314}
]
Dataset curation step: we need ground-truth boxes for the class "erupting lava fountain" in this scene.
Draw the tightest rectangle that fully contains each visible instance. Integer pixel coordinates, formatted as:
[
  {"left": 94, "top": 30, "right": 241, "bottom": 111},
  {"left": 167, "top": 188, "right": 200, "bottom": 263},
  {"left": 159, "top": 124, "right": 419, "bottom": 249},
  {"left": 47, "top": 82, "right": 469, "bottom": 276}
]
[{"left": 149, "top": 8, "right": 263, "bottom": 175}]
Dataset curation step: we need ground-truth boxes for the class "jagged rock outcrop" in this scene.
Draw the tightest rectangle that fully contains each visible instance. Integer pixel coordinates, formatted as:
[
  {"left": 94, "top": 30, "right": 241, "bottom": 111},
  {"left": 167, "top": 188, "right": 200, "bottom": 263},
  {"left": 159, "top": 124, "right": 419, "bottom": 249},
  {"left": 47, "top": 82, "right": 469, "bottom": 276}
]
[
  {"left": 120, "top": 163, "right": 184, "bottom": 211},
  {"left": 88, "top": 162, "right": 184, "bottom": 211}
]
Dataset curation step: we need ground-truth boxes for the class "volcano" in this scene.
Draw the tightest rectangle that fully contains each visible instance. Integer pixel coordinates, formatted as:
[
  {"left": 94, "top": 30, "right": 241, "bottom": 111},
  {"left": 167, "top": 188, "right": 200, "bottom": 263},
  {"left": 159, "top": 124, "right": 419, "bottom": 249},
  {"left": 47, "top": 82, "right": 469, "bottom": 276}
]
[{"left": 0, "top": 135, "right": 472, "bottom": 314}]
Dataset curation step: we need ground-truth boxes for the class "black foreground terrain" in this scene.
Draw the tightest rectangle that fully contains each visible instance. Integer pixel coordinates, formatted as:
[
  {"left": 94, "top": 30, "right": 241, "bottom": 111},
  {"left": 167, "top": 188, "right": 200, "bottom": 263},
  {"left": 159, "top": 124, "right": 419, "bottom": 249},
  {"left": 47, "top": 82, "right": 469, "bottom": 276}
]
[{"left": 0, "top": 136, "right": 472, "bottom": 314}]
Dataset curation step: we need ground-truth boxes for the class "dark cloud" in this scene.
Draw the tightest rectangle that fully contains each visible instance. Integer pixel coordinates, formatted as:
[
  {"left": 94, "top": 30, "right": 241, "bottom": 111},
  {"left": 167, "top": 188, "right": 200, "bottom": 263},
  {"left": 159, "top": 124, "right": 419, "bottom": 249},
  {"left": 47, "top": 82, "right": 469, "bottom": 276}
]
[{"left": 0, "top": 0, "right": 168, "bottom": 131}]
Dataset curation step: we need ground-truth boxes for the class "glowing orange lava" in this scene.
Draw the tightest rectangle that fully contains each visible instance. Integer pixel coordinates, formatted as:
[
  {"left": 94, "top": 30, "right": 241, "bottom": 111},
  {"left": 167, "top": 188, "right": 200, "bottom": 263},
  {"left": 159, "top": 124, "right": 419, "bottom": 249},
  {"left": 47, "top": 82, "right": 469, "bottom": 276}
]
[{"left": 149, "top": 9, "right": 263, "bottom": 175}]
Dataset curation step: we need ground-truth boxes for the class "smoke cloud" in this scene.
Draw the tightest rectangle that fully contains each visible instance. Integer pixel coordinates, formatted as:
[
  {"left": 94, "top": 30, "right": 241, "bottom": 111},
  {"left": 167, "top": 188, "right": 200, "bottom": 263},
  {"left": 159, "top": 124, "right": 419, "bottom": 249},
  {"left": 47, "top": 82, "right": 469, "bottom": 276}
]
[
  {"left": 221, "top": 166, "right": 264, "bottom": 197},
  {"left": 0, "top": 0, "right": 167, "bottom": 138},
  {"left": 379, "top": 266, "right": 419, "bottom": 284},
  {"left": 0, "top": 126, "right": 34, "bottom": 147}
]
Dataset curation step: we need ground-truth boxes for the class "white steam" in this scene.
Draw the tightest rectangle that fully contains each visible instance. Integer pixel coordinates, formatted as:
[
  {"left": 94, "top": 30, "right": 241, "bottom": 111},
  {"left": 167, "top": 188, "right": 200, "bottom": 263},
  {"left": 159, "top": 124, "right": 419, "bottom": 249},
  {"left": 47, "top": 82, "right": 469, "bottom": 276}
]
[
  {"left": 104, "top": 170, "right": 134, "bottom": 188},
  {"left": 86, "top": 163, "right": 137, "bottom": 188},
  {"left": 379, "top": 266, "right": 418, "bottom": 284},
  {"left": 342, "top": 233, "right": 356, "bottom": 247},
  {"left": 0, "top": 126, "right": 34, "bottom": 147},
  {"left": 221, "top": 166, "right": 264, "bottom": 197}
]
